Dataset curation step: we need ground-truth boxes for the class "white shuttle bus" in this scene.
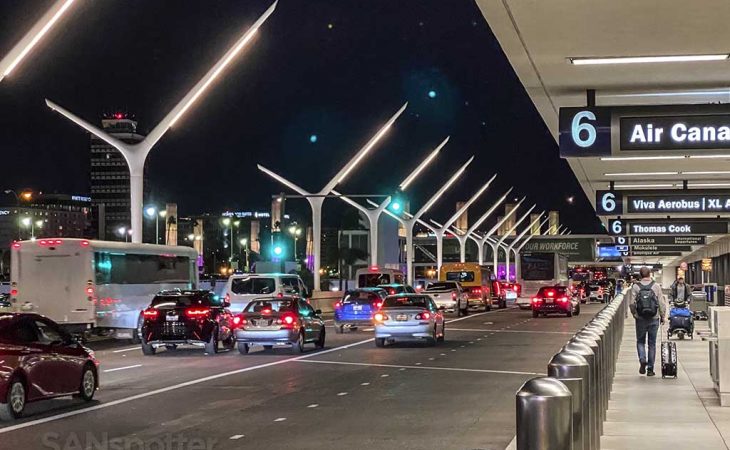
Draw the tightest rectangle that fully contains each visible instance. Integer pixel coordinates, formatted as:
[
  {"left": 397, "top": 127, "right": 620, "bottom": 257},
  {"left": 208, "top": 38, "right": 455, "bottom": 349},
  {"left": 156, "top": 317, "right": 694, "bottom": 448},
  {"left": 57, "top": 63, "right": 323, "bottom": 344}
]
[{"left": 10, "top": 238, "right": 198, "bottom": 339}]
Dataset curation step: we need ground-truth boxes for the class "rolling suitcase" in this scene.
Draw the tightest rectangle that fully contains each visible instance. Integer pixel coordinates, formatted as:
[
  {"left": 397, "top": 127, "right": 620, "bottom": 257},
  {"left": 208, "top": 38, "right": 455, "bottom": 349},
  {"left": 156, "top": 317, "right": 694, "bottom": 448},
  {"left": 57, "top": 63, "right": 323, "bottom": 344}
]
[{"left": 661, "top": 327, "right": 678, "bottom": 379}]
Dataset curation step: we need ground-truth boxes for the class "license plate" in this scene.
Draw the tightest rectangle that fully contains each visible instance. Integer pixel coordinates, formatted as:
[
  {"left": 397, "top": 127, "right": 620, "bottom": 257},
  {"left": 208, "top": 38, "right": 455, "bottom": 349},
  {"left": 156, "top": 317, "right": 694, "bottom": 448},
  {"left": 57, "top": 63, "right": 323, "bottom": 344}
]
[
  {"left": 396, "top": 314, "right": 408, "bottom": 321},
  {"left": 353, "top": 305, "right": 363, "bottom": 311},
  {"left": 545, "top": 298, "right": 553, "bottom": 304},
  {"left": 507, "top": 292, "right": 517, "bottom": 299},
  {"left": 166, "top": 315, "right": 178, "bottom": 321}
]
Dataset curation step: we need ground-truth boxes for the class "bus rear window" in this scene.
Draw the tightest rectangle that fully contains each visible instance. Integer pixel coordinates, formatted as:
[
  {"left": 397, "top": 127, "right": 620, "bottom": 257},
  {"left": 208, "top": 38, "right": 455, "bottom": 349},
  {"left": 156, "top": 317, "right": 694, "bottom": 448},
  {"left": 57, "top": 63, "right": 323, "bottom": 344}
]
[
  {"left": 359, "top": 274, "right": 390, "bottom": 287},
  {"left": 445, "top": 271, "right": 474, "bottom": 282}
]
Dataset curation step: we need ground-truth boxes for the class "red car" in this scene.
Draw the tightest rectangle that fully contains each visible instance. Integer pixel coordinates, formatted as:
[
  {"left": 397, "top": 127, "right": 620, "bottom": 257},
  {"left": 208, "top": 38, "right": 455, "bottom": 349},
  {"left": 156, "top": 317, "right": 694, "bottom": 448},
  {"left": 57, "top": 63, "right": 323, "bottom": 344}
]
[{"left": 0, "top": 313, "right": 99, "bottom": 420}]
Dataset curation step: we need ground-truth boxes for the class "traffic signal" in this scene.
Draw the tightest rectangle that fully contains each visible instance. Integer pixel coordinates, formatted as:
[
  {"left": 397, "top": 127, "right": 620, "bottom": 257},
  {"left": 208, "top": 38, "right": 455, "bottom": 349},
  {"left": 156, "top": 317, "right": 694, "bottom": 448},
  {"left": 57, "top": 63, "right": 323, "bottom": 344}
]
[{"left": 389, "top": 191, "right": 405, "bottom": 212}]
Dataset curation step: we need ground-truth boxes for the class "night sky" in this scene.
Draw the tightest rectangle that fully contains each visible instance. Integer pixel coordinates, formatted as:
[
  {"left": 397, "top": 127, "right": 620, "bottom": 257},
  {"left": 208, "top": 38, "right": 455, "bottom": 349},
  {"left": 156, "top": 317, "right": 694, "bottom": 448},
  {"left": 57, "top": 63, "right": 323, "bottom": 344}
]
[{"left": 0, "top": 0, "right": 602, "bottom": 233}]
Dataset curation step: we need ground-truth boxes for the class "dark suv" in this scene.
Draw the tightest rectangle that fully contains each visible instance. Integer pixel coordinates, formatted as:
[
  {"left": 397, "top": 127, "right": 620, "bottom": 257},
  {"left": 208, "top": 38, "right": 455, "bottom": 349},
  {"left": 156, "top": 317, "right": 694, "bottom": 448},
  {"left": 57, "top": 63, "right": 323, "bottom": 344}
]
[
  {"left": 140, "top": 290, "right": 235, "bottom": 355},
  {"left": 530, "top": 286, "right": 580, "bottom": 318}
]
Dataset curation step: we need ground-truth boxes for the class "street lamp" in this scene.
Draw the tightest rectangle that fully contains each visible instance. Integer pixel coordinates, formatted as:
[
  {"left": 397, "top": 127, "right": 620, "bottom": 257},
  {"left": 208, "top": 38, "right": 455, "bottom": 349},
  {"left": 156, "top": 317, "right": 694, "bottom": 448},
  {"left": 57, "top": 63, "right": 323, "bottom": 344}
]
[
  {"left": 0, "top": 0, "right": 78, "bottom": 84},
  {"left": 373, "top": 156, "right": 475, "bottom": 284},
  {"left": 46, "top": 2, "right": 278, "bottom": 244},
  {"left": 240, "top": 237, "right": 250, "bottom": 272},
  {"left": 332, "top": 136, "right": 448, "bottom": 266},
  {"left": 258, "top": 102, "right": 407, "bottom": 291},
  {"left": 288, "top": 225, "right": 302, "bottom": 261},
  {"left": 145, "top": 206, "right": 160, "bottom": 244}
]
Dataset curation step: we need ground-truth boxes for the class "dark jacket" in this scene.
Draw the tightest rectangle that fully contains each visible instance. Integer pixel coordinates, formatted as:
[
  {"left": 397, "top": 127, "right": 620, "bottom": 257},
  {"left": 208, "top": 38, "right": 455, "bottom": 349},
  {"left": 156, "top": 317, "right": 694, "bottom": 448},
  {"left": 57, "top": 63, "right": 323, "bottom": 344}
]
[{"left": 670, "top": 281, "right": 692, "bottom": 303}]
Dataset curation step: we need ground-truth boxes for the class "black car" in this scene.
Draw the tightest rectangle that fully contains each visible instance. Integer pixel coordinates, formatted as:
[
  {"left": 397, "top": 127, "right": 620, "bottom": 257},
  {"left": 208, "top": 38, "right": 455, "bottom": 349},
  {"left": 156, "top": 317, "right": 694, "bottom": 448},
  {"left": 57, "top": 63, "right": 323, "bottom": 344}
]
[
  {"left": 531, "top": 286, "right": 580, "bottom": 318},
  {"left": 140, "top": 290, "right": 235, "bottom": 355}
]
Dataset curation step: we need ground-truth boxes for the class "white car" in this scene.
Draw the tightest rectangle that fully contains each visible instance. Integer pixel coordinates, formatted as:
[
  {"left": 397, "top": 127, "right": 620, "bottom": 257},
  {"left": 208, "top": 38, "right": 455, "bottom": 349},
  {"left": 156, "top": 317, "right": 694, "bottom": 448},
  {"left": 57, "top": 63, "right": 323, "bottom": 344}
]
[
  {"left": 223, "top": 273, "right": 309, "bottom": 313},
  {"left": 424, "top": 281, "right": 469, "bottom": 315}
]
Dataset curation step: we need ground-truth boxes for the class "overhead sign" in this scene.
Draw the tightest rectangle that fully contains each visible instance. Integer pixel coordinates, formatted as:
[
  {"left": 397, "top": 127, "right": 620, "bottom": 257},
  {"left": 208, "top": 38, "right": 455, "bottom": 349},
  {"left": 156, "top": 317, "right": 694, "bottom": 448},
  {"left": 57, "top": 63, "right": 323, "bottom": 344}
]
[
  {"left": 629, "top": 236, "right": 706, "bottom": 246},
  {"left": 630, "top": 245, "right": 692, "bottom": 252},
  {"left": 608, "top": 218, "right": 728, "bottom": 235},
  {"left": 520, "top": 238, "right": 595, "bottom": 261},
  {"left": 626, "top": 192, "right": 730, "bottom": 214},
  {"left": 559, "top": 104, "right": 730, "bottom": 157},
  {"left": 596, "top": 191, "right": 624, "bottom": 215},
  {"left": 702, "top": 258, "right": 713, "bottom": 272},
  {"left": 630, "top": 251, "right": 682, "bottom": 257},
  {"left": 597, "top": 244, "right": 622, "bottom": 258}
]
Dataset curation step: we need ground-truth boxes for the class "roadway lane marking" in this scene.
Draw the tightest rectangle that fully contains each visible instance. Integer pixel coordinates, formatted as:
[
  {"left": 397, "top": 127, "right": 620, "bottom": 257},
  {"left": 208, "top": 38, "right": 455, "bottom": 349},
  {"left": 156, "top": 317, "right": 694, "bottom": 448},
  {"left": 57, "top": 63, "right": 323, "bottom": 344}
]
[
  {"left": 274, "top": 418, "right": 287, "bottom": 422},
  {"left": 448, "top": 328, "right": 574, "bottom": 335},
  {"left": 0, "top": 336, "right": 375, "bottom": 434},
  {"left": 307, "top": 404, "right": 319, "bottom": 408},
  {"left": 337, "top": 392, "right": 348, "bottom": 396},
  {"left": 380, "top": 374, "right": 389, "bottom": 378},
  {"left": 112, "top": 346, "right": 140, "bottom": 354},
  {"left": 360, "top": 382, "right": 370, "bottom": 386},
  {"left": 103, "top": 364, "right": 142, "bottom": 373},
  {"left": 297, "top": 359, "right": 546, "bottom": 377},
  {"left": 229, "top": 435, "right": 245, "bottom": 440}
]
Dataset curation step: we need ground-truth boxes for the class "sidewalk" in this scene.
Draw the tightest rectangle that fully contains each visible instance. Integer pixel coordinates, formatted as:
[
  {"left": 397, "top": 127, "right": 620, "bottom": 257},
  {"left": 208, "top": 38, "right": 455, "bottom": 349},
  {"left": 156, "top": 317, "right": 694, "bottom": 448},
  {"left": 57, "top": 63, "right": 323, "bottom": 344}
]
[{"left": 602, "top": 317, "right": 730, "bottom": 449}]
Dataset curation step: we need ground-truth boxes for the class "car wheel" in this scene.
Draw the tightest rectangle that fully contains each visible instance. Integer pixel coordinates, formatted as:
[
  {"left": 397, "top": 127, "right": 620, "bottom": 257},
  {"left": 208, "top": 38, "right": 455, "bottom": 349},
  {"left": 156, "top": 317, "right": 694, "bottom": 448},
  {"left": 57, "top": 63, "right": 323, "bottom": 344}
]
[
  {"left": 77, "top": 365, "right": 97, "bottom": 402},
  {"left": 575, "top": 305, "right": 581, "bottom": 316},
  {"left": 204, "top": 330, "right": 219, "bottom": 355},
  {"left": 0, "top": 378, "right": 25, "bottom": 421},
  {"left": 315, "top": 328, "right": 326, "bottom": 349},
  {"left": 485, "top": 301, "right": 491, "bottom": 312},
  {"left": 130, "top": 314, "right": 143, "bottom": 344},
  {"left": 532, "top": 310, "right": 539, "bottom": 318},
  {"left": 165, "top": 344, "right": 177, "bottom": 351},
  {"left": 566, "top": 309, "right": 573, "bottom": 318},
  {"left": 294, "top": 331, "right": 306, "bottom": 353},
  {"left": 237, "top": 342, "right": 249, "bottom": 355},
  {"left": 437, "top": 324, "right": 445, "bottom": 342},
  {"left": 456, "top": 302, "right": 463, "bottom": 317},
  {"left": 141, "top": 338, "right": 156, "bottom": 356},
  {"left": 375, "top": 338, "right": 386, "bottom": 348},
  {"left": 501, "top": 299, "right": 507, "bottom": 309}
]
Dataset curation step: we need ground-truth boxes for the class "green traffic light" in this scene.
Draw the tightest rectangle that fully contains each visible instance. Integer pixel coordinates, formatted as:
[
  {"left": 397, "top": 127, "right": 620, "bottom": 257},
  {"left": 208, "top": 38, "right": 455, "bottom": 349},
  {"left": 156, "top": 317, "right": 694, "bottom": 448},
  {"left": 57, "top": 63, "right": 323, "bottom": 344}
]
[
  {"left": 391, "top": 201, "right": 401, "bottom": 211},
  {"left": 273, "top": 246, "right": 283, "bottom": 256}
]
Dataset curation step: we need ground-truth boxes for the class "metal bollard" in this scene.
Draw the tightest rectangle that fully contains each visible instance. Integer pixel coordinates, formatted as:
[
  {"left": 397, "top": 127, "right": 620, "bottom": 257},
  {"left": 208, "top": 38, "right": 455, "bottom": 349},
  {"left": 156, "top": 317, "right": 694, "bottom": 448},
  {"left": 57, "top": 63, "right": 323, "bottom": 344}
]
[
  {"left": 580, "top": 324, "right": 606, "bottom": 419},
  {"left": 562, "top": 340, "right": 599, "bottom": 450},
  {"left": 569, "top": 334, "right": 603, "bottom": 444},
  {"left": 516, "top": 377, "right": 573, "bottom": 450},
  {"left": 587, "top": 319, "right": 610, "bottom": 416},
  {"left": 548, "top": 351, "right": 591, "bottom": 450}
]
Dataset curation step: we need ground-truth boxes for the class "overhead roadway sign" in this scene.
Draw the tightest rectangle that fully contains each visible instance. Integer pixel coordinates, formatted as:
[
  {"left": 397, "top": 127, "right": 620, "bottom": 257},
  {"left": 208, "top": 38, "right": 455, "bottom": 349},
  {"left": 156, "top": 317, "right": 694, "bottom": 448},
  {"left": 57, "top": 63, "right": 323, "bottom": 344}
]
[
  {"left": 608, "top": 218, "right": 729, "bottom": 236},
  {"left": 596, "top": 190, "right": 730, "bottom": 215},
  {"left": 559, "top": 104, "right": 730, "bottom": 158},
  {"left": 630, "top": 251, "right": 683, "bottom": 257},
  {"left": 628, "top": 235, "right": 706, "bottom": 246}
]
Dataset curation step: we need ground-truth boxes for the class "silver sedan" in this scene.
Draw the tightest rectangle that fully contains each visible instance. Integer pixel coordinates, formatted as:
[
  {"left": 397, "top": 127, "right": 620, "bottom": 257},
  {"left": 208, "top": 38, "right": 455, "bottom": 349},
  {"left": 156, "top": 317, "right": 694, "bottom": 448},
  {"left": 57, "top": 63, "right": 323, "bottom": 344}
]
[{"left": 373, "top": 294, "right": 445, "bottom": 347}]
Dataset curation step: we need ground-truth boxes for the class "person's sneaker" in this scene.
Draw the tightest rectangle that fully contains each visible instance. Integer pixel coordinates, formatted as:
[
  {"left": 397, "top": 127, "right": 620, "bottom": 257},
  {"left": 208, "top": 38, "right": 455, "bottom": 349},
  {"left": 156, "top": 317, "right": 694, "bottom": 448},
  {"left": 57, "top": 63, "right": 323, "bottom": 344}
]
[
  {"left": 647, "top": 368, "right": 656, "bottom": 377},
  {"left": 639, "top": 362, "right": 646, "bottom": 374}
]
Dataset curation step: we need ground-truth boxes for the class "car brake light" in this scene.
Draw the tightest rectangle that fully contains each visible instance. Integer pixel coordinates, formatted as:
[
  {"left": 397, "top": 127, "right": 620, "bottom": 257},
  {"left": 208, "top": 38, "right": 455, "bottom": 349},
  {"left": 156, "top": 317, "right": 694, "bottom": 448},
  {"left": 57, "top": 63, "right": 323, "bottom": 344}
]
[
  {"left": 232, "top": 316, "right": 242, "bottom": 326},
  {"left": 532, "top": 297, "right": 540, "bottom": 303},
  {"left": 11, "top": 242, "right": 20, "bottom": 249},
  {"left": 388, "top": 288, "right": 396, "bottom": 295},
  {"left": 558, "top": 296, "right": 569, "bottom": 302},
  {"left": 335, "top": 301, "right": 342, "bottom": 309},
  {"left": 143, "top": 308, "right": 159, "bottom": 319},
  {"left": 451, "top": 292, "right": 457, "bottom": 300},
  {"left": 262, "top": 308, "right": 272, "bottom": 314},
  {"left": 283, "top": 315, "right": 295, "bottom": 325},
  {"left": 547, "top": 291, "right": 555, "bottom": 297},
  {"left": 80, "top": 240, "right": 90, "bottom": 247},
  {"left": 277, "top": 314, "right": 296, "bottom": 327},
  {"left": 472, "top": 287, "right": 482, "bottom": 294},
  {"left": 185, "top": 307, "right": 211, "bottom": 318},
  {"left": 374, "top": 301, "right": 382, "bottom": 309},
  {"left": 374, "top": 312, "right": 387, "bottom": 322},
  {"left": 415, "top": 312, "right": 431, "bottom": 320}
]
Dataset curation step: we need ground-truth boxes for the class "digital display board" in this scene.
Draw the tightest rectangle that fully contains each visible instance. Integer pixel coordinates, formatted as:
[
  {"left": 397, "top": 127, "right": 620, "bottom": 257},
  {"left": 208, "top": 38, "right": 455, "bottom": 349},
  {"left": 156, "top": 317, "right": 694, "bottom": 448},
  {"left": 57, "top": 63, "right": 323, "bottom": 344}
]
[{"left": 621, "top": 114, "right": 730, "bottom": 151}]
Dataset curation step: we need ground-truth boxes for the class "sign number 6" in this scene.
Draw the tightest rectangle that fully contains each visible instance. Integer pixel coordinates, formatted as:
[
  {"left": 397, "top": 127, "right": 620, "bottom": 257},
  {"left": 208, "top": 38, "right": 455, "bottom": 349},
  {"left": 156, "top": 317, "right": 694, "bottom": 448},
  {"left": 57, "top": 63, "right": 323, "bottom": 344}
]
[
  {"left": 611, "top": 220, "right": 623, "bottom": 234},
  {"left": 571, "top": 111, "right": 597, "bottom": 148},
  {"left": 601, "top": 192, "right": 616, "bottom": 212}
]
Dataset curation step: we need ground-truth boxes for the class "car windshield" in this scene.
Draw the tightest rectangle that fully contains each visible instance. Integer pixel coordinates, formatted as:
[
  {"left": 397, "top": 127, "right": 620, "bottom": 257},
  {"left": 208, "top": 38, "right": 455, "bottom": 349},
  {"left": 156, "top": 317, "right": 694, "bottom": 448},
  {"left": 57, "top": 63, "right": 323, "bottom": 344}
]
[
  {"left": 151, "top": 295, "right": 213, "bottom": 308},
  {"left": 537, "top": 287, "right": 568, "bottom": 297},
  {"left": 383, "top": 296, "right": 429, "bottom": 308},
  {"left": 244, "top": 299, "right": 296, "bottom": 313},
  {"left": 426, "top": 282, "right": 457, "bottom": 291}
]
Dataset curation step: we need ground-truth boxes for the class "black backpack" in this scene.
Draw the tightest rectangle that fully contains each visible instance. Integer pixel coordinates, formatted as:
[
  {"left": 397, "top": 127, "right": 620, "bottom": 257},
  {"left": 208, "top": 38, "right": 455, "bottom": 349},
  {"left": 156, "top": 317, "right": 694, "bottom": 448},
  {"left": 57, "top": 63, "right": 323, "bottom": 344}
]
[{"left": 636, "top": 281, "right": 659, "bottom": 319}]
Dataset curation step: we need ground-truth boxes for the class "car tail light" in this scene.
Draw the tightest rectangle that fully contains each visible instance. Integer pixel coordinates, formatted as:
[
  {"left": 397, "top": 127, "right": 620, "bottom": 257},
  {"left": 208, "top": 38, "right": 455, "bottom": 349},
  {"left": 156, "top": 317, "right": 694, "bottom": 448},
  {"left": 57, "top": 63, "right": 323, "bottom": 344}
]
[
  {"left": 532, "top": 297, "right": 540, "bottom": 303},
  {"left": 472, "top": 287, "right": 482, "bottom": 295},
  {"left": 415, "top": 312, "right": 431, "bottom": 320},
  {"left": 185, "top": 307, "right": 211, "bottom": 318},
  {"left": 558, "top": 296, "right": 569, "bottom": 303},
  {"left": 80, "top": 240, "right": 90, "bottom": 247},
  {"left": 277, "top": 314, "right": 296, "bottom": 328},
  {"left": 451, "top": 292, "right": 457, "bottom": 300},
  {"left": 334, "top": 301, "right": 342, "bottom": 309},
  {"left": 373, "top": 301, "right": 383, "bottom": 309},
  {"left": 546, "top": 290, "right": 555, "bottom": 297},
  {"left": 143, "top": 308, "right": 159, "bottom": 319},
  {"left": 232, "top": 316, "right": 243, "bottom": 326},
  {"left": 387, "top": 288, "right": 396, "bottom": 295},
  {"left": 262, "top": 308, "right": 272, "bottom": 314},
  {"left": 373, "top": 312, "right": 388, "bottom": 322},
  {"left": 277, "top": 292, "right": 284, "bottom": 298},
  {"left": 11, "top": 242, "right": 20, "bottom": 249}
]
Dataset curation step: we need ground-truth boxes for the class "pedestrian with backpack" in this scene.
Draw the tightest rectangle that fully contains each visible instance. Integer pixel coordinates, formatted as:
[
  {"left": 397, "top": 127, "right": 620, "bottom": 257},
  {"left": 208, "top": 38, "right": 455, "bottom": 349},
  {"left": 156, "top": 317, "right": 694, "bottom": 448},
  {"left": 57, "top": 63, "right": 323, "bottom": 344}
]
[{"left": 629, "top": 267, "right": 666, "bottom": 376}]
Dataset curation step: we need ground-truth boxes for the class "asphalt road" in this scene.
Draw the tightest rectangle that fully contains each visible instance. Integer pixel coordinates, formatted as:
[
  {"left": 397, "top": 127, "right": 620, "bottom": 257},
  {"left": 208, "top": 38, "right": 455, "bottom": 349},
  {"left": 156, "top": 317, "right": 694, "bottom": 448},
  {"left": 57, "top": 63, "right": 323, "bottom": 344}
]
[{"left": 0, "top": 301, "right": 604, "bottom": 450}]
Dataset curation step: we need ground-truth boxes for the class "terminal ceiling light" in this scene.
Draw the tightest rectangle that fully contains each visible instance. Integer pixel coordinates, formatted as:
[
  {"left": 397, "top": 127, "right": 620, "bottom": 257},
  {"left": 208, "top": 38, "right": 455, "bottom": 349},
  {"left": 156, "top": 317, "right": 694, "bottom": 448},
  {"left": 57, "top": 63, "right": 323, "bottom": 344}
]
[
  {"left": 682, "top": 170, "right": 730, "bottom": 175},
  {"left": 600, "top": 155, "right": 685, "bottom": 162},
  {"left": 612, "top": 183, "right": 678, "bottom": 189},
  {"left": 689, "top": 154, "right": 730, "bottom": 159},
  {"left": 604, "top": 171, "right": 678, "bottom": 177},
  {"left": 689, "top": 182, "right": 730, "bottom": 187},
  {"left": 0, "top": 0, "right": 77, "bottom": 83},
  {"left": 569, "top": 54, "right": 730, "bottom": 65}
]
